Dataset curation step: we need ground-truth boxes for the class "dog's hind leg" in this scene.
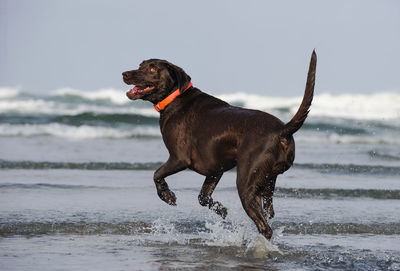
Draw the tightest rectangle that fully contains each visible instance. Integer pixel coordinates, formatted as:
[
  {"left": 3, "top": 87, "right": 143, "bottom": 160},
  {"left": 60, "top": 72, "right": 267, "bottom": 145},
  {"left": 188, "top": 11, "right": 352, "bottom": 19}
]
[
  {"left": 153, "top": 156, "right": 188, "bottom": 206},
  {"left": 236, "top": 165, "right": 273, "bottom": 240},
  {"left": 198, "top": 172, "right": 227, "bottom": 219},
  {"left": 262, "top": 176, "right": 277, "bottom": 219}
]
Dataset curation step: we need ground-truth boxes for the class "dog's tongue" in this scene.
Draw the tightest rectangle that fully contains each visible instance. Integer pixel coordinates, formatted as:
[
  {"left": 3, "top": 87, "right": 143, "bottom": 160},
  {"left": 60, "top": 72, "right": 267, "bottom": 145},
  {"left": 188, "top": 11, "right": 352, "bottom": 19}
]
[
  {"left": 126, "top": 86, "right": 141, "bottom": 99},
  {"left": 129, "top": 85, "right": 150, "bottom": 93},
  {"left": 126, "top": 85, "right": 154, "bottom": 100}
]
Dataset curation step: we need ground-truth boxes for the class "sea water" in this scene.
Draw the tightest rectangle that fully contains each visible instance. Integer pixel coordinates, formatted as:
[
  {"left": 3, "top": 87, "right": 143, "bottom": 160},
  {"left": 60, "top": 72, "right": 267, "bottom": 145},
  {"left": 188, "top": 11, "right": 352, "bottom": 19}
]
[{"left": 0, "top": 87, "right": 399, "bottom": 270}]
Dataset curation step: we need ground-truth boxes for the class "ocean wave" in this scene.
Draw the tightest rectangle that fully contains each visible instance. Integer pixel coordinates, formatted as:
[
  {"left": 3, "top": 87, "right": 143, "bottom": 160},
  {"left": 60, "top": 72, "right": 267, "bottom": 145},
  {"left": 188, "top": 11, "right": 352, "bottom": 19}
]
[
  {"left": 303, "top": 121, "right": 370, "bottom": 135},
  {"left": 271, "top": 221, "right": 400, "bottom": 235},
  {"left": 1, "top": 220, "right": 399, "bottom": 237},
  {"left": 1, "top": 159, "right": 399, "bottom": 176},
  {"left": 219, "top": 92, "right": 400, "bottom": 121},
  {"left": 2, "top": 182, "right": 398, "bottom": 200},
  {"left": 294, "top": 163, "right": 400, "bottom": 175},
  {"left": 0, "top": 98, "right": 158, "bottom": 117},
  {"left": 0, "top": 123, "right": 160, "bottom": 139},
  {"left": 0, "top": 160, "right": 162, "bottom": 170},
  {"left": 1, "top": 115, "right": 399, "bottom": 147},
  {"left": 5, "top": 111, "right": 398, "bottom": 131},
  {"left": 309, "top": 92, "right": 400, "bottom": 121},
  {"left": 52, "top": 87, "right": 129, "bottom": 105},
  {"left": 0, "top": 122, "right": 398, "bottom": 146},
  {"left": 275, "top": 187, "right": 400, "bottom": 200},
  {"left": 296, "top": 132, "right": 400, "bottom": 146},
  {"left": 1, "top": 88, "right": 399, "bottom": 121},
  {"left": 368, "top": 150, "right": 400, "bottom": 161},
  {"left": 3, "top": 112, "right": 398, "bottom": 131},
  {"left": 1, "top": 88, "right": 399, "bottom": 144},
  {"left": 0, "top": 183, "right": 100, "bottom": 190},
  {"left": 0, "top": 86, "right": 20, "bottom": 99},
  {"left": 0, "top": 112, "right": 159, "bottom": 126},
  {"left": 0, "top": 221, "right": 152, "bottom": 236}
]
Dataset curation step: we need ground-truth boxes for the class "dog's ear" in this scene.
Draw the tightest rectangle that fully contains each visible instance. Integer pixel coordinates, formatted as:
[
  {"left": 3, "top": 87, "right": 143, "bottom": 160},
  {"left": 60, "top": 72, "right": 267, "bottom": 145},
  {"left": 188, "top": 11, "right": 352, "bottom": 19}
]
[{"left": 166, "top": 62, "right": 191, "bottom": 93}]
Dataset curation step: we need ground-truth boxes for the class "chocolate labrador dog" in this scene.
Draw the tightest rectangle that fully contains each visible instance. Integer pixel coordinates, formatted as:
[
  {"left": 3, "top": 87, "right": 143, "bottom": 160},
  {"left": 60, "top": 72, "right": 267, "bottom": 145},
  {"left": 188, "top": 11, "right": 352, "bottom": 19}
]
[{"left": 122, "top": 51, "right": 316, "bottom": 239}]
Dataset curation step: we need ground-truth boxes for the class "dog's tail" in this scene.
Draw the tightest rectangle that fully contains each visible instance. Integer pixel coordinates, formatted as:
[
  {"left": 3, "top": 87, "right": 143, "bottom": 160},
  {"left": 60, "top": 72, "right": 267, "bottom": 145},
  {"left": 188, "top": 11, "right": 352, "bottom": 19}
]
[{"left": 280, "top": 50, "right": 317, "bottom": 138}]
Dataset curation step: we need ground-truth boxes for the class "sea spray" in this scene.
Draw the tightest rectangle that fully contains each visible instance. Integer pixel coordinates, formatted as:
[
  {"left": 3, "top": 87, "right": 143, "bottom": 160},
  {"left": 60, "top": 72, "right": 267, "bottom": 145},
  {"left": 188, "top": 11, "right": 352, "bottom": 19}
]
[
  {"left": 150, "top": 218, "right": 186, "bottom": 245},
  {"left": 202, "top": 219, "right": 284, "bottom": 258},
  {"left": 202, "top": 220, "right": 247, "bottom": 247},
  {"left": 245, "top": 235, "right": 283, "bottom": 258}
]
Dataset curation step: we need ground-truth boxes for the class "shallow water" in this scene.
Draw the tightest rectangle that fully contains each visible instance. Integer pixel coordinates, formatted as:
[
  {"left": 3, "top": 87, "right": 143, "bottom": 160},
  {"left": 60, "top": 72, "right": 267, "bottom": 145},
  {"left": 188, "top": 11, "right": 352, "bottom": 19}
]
[
  {"left": 1, "top": 166, "right": 399, "bottom": 270},
  {"left": 1, "top": 89, "right": 400, "bottom": 270}
]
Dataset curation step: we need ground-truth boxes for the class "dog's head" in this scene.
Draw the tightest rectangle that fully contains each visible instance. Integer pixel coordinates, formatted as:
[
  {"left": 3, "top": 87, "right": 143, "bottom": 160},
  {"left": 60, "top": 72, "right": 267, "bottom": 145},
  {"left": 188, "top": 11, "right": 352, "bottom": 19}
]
[{"left": 122, "top": 59, "right": 191, "bottom": 104}]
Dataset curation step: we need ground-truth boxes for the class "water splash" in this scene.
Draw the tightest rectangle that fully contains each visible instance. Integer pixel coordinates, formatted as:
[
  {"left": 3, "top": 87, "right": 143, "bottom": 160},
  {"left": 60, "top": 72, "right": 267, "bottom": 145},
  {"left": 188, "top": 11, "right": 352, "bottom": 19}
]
[
  {"left": 150, "top": 218, "right": 187, "bottom": 245},
  {"left": 245, "top": 235, "right": 283, "bottom": 258}
]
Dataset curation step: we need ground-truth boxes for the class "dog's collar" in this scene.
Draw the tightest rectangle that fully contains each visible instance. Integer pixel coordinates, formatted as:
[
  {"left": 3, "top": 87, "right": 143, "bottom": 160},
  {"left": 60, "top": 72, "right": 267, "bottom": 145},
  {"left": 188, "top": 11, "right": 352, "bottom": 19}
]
[{"left": 154, "top": 82, "right": 193, "bottom": 112}]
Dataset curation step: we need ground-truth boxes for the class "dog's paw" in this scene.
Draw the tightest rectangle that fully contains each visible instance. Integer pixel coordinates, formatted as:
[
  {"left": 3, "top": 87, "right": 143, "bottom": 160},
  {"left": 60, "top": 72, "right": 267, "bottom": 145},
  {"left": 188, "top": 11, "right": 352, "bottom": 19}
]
[
  {"left": 268, "top": 204, "right": 275, "bottom": 219},
  {"left": 158, "top": 189, "right": 177, "bottom": 206},
  {"left": 211, "top": 201, "right": 228, "bottom": 219}
]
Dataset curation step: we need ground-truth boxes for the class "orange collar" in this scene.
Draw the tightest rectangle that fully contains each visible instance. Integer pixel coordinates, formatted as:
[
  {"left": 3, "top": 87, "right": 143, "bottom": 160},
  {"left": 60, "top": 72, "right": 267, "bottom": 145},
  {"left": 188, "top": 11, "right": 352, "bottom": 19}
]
[{"left": 154, "top": 82, "right": 193, "bottom": 112}]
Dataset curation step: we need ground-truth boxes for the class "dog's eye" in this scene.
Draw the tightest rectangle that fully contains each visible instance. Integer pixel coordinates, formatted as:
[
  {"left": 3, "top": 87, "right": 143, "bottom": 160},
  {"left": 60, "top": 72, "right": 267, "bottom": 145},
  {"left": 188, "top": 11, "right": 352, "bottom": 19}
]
[{"left": 150, "top": 67, "right": 157, "bottom": 73}]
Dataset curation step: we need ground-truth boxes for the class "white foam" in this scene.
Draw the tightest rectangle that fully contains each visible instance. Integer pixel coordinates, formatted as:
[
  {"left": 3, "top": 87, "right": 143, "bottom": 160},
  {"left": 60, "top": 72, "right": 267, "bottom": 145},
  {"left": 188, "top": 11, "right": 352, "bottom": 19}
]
[
  {"left": 218, "top": 91, "right": 400, "bottom": 120},
  {"left": 218, "top": 92, "right": 301, "bottom": 111},
  {"left": 146, "top": 216, "right": 283, "bottom": 258},
  {"left": 1, "top": 86, "right": 399, "bottom": 121},
  {"left": 150, "top": 218, "right": 188, "bottom": 245},
  {"left": 0, "top": 99, "right": 58, "bottom": 114},
  {"left": 311, "top": 92, "right": 400, "bottom": 120},
  {"left": 245, "top": 234, "right": 283, "bottom": 258},
  {"left": 201, "top": 219, "right": 283, "bottom": 257},
  {"left": 296, "top": 132, "right": 400, "bottom": 146},
  {"left": 0, "top": 123, "right": 160, "bottom": 139},
  {"left": 202, "top": 220, "right": 247, "bottom": 247},
  {"left": 0, "top": 87, "right": 20, "bottom": 99},
  {"left": 52, "top": 87, "right": 129, "bottom": 104},
  {"left": 0, "top": 99, "right": 158, "bottom": 117}
]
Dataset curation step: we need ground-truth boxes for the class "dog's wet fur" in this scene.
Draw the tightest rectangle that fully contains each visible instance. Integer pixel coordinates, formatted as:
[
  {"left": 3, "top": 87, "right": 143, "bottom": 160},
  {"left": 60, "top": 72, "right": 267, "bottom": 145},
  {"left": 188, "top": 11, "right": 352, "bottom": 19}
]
[{"left": 122, "top": 51, "right": 317, "bottom": 239}]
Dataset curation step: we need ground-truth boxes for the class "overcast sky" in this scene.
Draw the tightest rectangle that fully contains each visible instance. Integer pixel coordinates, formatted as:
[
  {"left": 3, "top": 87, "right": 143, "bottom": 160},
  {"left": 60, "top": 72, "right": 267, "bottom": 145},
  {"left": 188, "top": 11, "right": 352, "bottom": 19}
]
[{"left": 1, "top": 0, "right": 399, "bottom": 96}]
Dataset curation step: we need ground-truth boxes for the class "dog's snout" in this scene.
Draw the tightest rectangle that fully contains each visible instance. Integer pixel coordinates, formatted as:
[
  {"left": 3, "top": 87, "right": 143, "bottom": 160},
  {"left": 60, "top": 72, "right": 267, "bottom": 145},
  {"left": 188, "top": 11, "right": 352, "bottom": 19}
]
[{"left": 122, "top": 72, "right": 130, "bottom": 80}]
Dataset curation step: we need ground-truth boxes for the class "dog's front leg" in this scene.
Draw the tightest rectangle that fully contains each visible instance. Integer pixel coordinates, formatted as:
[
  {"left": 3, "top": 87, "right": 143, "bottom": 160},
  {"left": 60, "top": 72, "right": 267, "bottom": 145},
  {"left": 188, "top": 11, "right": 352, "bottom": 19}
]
[
  {"left": 153, "top": 157, "right": 188, "bottom": 206},
  {"left": 198, "top": 173, "right": 227, "bottom": 219}
]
